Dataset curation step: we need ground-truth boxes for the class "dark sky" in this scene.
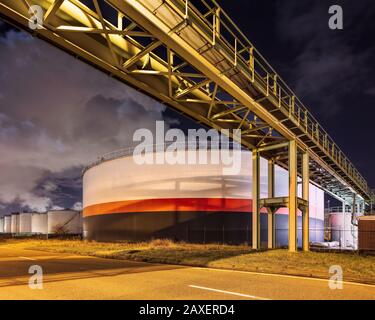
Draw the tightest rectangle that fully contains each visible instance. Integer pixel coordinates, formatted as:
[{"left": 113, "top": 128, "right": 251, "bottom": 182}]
[
  {"left": 216, "top": 0, "right": 375, "bottom": 180},
  {"left": 0, "top": 0, "right": 374, "bottom": 214}
]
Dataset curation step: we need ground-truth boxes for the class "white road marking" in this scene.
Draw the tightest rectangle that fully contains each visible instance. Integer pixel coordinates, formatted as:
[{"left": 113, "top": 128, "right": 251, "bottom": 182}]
[
  {"left": 18, "top": 256, "right": 36, "bottom": 261},
  {"left": 192, "top": 267, "right": 375, "bottom": 289},
  {"left": 189, "top": 285, "right": 271, "bottom": 300}
]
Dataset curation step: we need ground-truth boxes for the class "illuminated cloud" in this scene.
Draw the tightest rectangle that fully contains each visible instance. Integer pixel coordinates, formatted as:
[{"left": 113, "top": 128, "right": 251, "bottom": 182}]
[{"left": 0, "top": 28, "right": 173, "bottom": 213}]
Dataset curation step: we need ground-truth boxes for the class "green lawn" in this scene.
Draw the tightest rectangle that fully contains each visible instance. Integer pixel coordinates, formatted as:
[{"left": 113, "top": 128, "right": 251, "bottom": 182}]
[{"left": 2, "top": 238, "right": 375, "bottom": 284}]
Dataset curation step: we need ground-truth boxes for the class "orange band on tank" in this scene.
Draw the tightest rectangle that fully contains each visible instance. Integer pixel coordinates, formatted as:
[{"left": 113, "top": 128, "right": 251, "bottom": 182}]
[{"left": 82, "top": 198, "right": 269, "bottom": 217}]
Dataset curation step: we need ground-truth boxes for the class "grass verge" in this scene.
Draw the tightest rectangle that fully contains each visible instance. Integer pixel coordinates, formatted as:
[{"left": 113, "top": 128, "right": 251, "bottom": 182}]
[{"left": 2, "top": 238, "right": 375, "bottom": 285}]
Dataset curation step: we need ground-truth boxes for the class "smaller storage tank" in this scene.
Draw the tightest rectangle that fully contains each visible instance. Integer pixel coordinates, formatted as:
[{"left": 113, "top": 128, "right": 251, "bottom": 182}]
[
  {"left": 0, "top": 217, "right": 4, "bottom": 233},
  {"left": 329, "top": 211, "right": 358, "bottom": 249},
  {"left": 10, "top": 213, "right": 20, "bottom": 234},
  {"left": 47, "top": 210, "right": 82, "bottom": 235},
  {"left": 4, "top": 215, "right": 11, "bottom": 233},
  {"left": 31, "top": 213, "right": 48, "bottom": 234},
  {"left": 19, "top": 212, "right": 32, "bottom": 234}
]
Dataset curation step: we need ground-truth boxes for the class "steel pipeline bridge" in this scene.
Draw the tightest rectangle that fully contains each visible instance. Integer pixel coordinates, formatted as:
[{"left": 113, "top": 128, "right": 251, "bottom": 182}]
[{"left": 0, "top": 0, "right": 373, "bottom": 251}]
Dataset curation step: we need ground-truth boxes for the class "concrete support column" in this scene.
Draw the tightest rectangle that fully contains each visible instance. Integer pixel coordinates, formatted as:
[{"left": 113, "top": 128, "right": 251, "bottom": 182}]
[
  {"left": 289, "top": 140, "right": 298, "bottom": 252},
  {"left": 252, "top": 150, "right": 260, "bottom": 250},
  {"left": 302, "top": 152, "right": 309, "bottom": 251},
  {"left": 268, "top": 160, "right": 275, "bottom": 249}
]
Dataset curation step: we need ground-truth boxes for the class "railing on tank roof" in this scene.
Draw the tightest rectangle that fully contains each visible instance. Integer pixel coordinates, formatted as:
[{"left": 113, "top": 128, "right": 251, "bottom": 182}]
[
  {"left": 325, "top": 206, "right": 353, "bottom": 214},
  {"left": 170, "top": 0, "right": 369, "bottom": 196},
  {"left": 83, "top": 140, "right": 244, "bottom": 174}
]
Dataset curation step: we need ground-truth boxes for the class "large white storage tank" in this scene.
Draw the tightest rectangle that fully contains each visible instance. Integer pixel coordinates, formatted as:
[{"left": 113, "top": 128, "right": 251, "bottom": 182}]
[
  {"left": 19, "top": 212, "right": 33, "bottom": 234},
  {"left": 10, "top": 213, "right": 20, "bottom": 234},
  {"left": 0, "top": 217, "right": 4, "bottom": 233},
  {"left": 83, "top": 147, "right": 325, "bottom": 245},
  {"left": 31, "top": 213, "right": 48, "bottom": 234},
  {"left": 47, "top": 210, "right": 82, "bottom": 235},
  {"left": 4, "top": 215, "right": 11, "bottom": 233}
]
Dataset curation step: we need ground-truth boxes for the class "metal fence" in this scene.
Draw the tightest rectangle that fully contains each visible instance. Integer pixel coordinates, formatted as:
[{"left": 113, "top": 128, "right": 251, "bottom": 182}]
[
  {"left": 165, "top": 226, "right": 325, "bottom": 247},
  {"left": 157, "top": 225, "right": 375, "bottom": 252}
]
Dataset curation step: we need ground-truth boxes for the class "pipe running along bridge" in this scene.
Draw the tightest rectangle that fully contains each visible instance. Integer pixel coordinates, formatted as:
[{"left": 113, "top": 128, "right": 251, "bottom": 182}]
[{"left": 1, "top": 0, "right": 373, "bottom": 251}]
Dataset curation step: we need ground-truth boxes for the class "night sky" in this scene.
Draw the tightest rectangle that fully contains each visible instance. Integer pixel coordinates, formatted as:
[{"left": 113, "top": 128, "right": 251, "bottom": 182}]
[{"left": 0, "top": 0, "right": 374, "bottom": 215}]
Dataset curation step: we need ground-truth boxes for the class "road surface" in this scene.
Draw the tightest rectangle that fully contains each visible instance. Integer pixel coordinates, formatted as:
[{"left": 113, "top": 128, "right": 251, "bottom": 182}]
[{"left": 0, "top": 244, "right": 374, "bottom": 300}]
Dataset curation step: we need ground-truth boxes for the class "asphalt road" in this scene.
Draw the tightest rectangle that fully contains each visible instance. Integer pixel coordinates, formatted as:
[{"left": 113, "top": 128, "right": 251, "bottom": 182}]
[{"left": 0, "top": 244, "right": 374, "bottom": 300}]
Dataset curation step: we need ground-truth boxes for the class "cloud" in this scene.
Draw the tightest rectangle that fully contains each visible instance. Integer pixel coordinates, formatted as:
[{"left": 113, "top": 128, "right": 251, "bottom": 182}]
[
  {"left": 42, "top": 181, "right": 58, "bottom": 192},
  {"left": 275, "top": 0, "right": 375, "bottom": 118},
  {"left": 51, "top": 205, "right": 64, "bottom": 210},
  {"left": 365, "top": 87, "right": 375, "bottom": 96},
  {"left": 20, "top": 194, "right": 53, "bottom": 212},
  {"left": 72, "top": 202, "right": 83, "bottom": 211},
  {"left": 0, "top": 29, "right": 173, "bottom": 214}
]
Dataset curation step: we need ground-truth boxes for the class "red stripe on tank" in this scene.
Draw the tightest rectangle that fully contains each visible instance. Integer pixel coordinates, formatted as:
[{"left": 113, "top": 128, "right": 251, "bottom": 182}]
[{"left": 83, "top": 198, "right": 271, "bottom": 217}]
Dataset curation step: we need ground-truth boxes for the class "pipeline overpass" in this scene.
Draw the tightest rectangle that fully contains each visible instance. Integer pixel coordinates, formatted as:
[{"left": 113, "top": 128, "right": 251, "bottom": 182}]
[{"left": 0, "top": 0, "right": 373, "bottom": 251}]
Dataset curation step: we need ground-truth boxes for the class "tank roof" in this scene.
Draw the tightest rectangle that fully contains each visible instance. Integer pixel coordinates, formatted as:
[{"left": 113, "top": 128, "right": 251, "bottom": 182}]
[{"left": 83, "top": 142, "right": 246, "bottom": 174}]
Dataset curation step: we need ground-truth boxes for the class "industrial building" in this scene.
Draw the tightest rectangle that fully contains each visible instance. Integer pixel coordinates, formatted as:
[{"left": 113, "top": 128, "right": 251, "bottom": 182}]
[
  {"left": 31, "top": 212, "right": 48, "bottom": 234},
  {"left": 10, "top": 213, "right": 19, "bottom": 234},
  {"left": 0, "top": 217, "right": 4, "bottom": 234},
  {"left": 358, "top": 216, "right": 375, "bottom": 252},
  {"left": 0, "top": 210, "right": 81, "bottom": 236},
  {"left": 19, "top": 212, "right": 32, "bottom": 234},
  {"left": 3, "top": 215, "right": 11, "bottom": 234},
  {"left": 83, "top": 147, "right": 324, "bottom": 246},
  {"left": 0, "top": 148, "right": 366, "bottom": 249},
  {"left": 47, "top": 210, "right": 82, "bottom": 235}
]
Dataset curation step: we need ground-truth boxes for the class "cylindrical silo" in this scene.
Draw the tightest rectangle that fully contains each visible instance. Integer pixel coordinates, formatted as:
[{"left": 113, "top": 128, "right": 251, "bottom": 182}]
[
  {"left": 47, "top": 210, "right": 82, "bottom": 235},
  {"left": 31, "top": 213, "right": 48, "bottom": 234},
  {"left": 4, "top": 215, "right": 11, "bottom": 233},
  {"left": 19, "top": 212, "right": 33, "bottom": 234},
  {"left": 83, "top": 146, "right": 325, "bottom": 245},
  {"left": 329, "top": 211, "right": 358, "bottom": 249},
  {"left": 10, "top": 213, "right": 20, "bottom": 234},
  {"left": 0, "top": 217, "right": 4, "bottom": 233}
]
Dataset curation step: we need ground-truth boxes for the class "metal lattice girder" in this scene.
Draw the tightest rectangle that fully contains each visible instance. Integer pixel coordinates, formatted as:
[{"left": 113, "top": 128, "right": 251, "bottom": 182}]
[{"left": 0, "top": 0, "right": 371, "bottom": 203}]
